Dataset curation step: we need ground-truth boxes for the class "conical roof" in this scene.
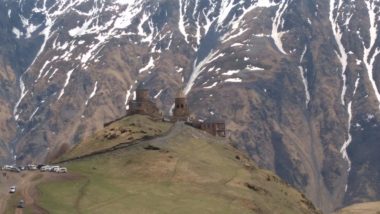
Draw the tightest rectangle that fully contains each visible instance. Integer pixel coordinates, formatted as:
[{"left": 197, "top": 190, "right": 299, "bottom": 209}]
[
  {"left": 176, "top": 87, "right": 185, "bottom": 98},
  {"left": 136, "top": 82, "right": 147, "bottom": 90}
]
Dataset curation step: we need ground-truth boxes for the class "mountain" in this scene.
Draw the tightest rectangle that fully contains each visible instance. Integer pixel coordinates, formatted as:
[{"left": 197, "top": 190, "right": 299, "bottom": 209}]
[
  {"left": 0, "top": 0, "right": 380, "bottom": 212},
  {"left": 4, "top": 115, "right": 319, "bottom": 214}
]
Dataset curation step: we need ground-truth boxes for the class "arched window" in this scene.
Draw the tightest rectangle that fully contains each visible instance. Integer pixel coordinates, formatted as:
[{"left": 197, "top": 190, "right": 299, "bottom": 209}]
[{"left": 181, "top": 104, "right": 184, "bottom": 108}]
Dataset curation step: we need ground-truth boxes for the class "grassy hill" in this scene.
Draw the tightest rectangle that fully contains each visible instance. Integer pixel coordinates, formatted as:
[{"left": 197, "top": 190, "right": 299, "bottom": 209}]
[
  {"left": 34, "top": 115, "right": 320, "bottom": 214},
  {"left": 335, "top": 201, "right": 380, "bottom": 214},
  {"left": 60, "top": 115, "right": 172, "bottom": 160}
]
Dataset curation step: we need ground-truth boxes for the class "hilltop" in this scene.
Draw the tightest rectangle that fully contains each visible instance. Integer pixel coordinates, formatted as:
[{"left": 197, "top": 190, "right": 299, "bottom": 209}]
[
  {"left": 334, "top": 201, "right": 380, "bottom": 214},
  {"left": 1, "top": 115, "right": 320, "bottom": 213},
  {"left": 59, "top": 115, "right": 172, "bottom": 161}
]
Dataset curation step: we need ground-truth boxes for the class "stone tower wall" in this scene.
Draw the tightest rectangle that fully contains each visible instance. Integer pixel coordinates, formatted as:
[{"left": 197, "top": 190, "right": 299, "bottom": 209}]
[
  {"left": 136, "top": 89, "right": 149, "bottom": 101},
  {"left": 173, "top": 97, "right": 189, "bottom": 121}
]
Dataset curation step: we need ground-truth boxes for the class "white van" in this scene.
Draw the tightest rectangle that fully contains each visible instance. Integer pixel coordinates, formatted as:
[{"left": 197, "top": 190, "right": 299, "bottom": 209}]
[
  {"left": 27, "top": 164, "right": 37, "bottom": 170},
  {"left": 40, "top": 165, "right": 50, "bottom": 172},
  {"left": 50, "top": 166, "right": 60, "bottom": 172},
  {"left": 9, "top": 186, "right": 16, "bottom": 193},
  {"left": 3, "top": 165, "right": 13, "bottom": 170},
  {"left": 58, "top": 167, "right": 67, "bottom": 173}
]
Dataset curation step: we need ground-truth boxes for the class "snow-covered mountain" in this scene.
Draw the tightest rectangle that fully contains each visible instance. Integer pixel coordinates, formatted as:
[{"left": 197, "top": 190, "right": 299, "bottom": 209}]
[{"left": 0, "top": 0, "right": 380, "bottom": 212}]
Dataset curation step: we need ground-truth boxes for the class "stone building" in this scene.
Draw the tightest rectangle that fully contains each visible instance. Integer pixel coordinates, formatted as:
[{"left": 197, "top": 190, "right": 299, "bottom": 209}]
[
  {"left": 172, "top": 89, "right": 190, "bottom": 122},
  {"left": 189, "top": 116, "right": 226, "bottom": 137},
  {"left": 199, "top": 117, "right": 226, "bottom": 137},
  {"left": 170, "top": 88, "right": 226, "bottom": 137},
  {"left": 126, "top": 84, "right": 162, "bottom": 119},
  {"left": 125, "top": 85, "right": 226, "bottom": 137}
]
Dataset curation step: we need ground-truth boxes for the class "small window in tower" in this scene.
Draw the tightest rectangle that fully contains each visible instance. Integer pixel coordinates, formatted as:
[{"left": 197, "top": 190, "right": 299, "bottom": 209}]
[{"left": 181, "top": 104, "right": 184, "bottom": 108}]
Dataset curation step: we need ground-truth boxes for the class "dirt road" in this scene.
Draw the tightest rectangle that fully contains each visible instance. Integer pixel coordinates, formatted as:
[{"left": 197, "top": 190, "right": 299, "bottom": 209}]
[
  {"left": 0, "top": 170, "right": 50, "bottom": 214},
  {"left": 0, "top": 171, "right": 21, "bottom": 213}
]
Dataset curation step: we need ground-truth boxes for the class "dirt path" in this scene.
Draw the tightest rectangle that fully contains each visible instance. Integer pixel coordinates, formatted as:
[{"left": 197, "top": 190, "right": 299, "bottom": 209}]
[
  {"left": 0, "top": 171, "right": 52, "bottom": 214},
  {"left": 14, "top": 172, "right": 41, "bottom": 214},
  {"left": 17, "top": 173, "right": 47, "bottom": 214},
  {"left": 0, "top": 171, "right": 36, "bottom": 214},
  {"left": 0, "top": 172, "right": 21, "bottom": 213},
  {"left": 19, "top": 174, "right": 32, "bottom": 212},
  {"left": 24, "top": 172, "right": 80, "bottom": 214}
]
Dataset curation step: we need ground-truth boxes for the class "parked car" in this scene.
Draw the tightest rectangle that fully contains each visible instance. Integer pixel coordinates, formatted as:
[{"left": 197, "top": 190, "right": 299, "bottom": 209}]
[
  {"left": 40, "top": 165, "right": 51, "bottom": 172},
  {"left": 2, "top": 165, "right": 20, "bottom": 172},
  {"left": 27, "top": 164, "right": 37, "bottom": 170},
  {"left": 37, "top": 164, "right": 46, "bottom": 169},
  {"left": 49, "top": 166, "right": 60, "bottom": 172},
  {"left": 9, "top": 167, "right": 20, "bottom": 173},
  {"left": 17, "top": 199, "right": 25, "bottom": 208},
  {"left": 2, "top": 165, "right": 13, "bottom": 170},
  {"left": 9, "top": 186, "right": 16, "bottom": 193},
  {"left": 58, "top": 167, "right": 67, "bottom": 173}
]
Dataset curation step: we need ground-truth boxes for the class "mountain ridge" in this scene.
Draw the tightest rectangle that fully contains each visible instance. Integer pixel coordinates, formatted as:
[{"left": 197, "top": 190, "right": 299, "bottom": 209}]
[{"left": 0, "top": 0, "right": 379, "bottom": 212}]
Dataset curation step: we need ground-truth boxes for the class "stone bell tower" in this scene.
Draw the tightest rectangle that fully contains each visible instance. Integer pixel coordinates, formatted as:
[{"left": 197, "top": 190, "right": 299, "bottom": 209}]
[
  {"left": 172, "top": 88, "right": 190, "bottom": 121},
  {"left": 136, "top": 83, "right": 149, "bottom": 102}
]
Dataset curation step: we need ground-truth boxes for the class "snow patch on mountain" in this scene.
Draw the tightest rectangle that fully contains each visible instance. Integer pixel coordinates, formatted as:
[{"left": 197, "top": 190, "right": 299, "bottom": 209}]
[
  {"left": 225, "top": 78, "right": 242, "bottom": 83},
  {"left": 272, "top": 0, "right": 289, "bottom": 54},
  {"left": 13, "top": 77, "right": 28, "bottom": 121},
  {"left": 85, "top": 81, "right": 98, "bottom": 106},
  {"left": 221, "top": 0, "right": 277, "bottom": 43},
  {"left": 139, "top": 56, "right": 155, "bottom": 73},
  {"left": 57, "top": 69, "right": 75, "bottom": 100},
  {"left": 28, "top": 107, "right": 40, "bottom": 121},
  {"left": 299, "top": 46, "right": 310, "bottom": 106},
  {"left": 340, "top": 74, "right": 360, "bottom": 183},
  {"left": 204, "top": 82, "right": 218, "bottom": 89},
  {"left": 178, "top": 0, "right": 189, "bottom": 43},
  {"left": 154, "top": 89, "right": 163, "bottom": 99},
  {"left": 185, "top": 50, "right": 225, "bottom": 94},
  {"left": 298, "top": 66, "right": 311, "bottom": 106},
  {"left": 217, "top": 0, "right": 235, "bottom": 27},
  {"left": 362, "top": 1, "right": 380, "bottom": 110},
  {"left": 246, "top": 65, "right": 264, "bottom": 71},
  {"left": 12, "top": 27, "right": 22, "bottom": 39},
  {"left": 222, "top": 70, "right": 240, "bottom": 76},
  {"left": 329, "top": 0, "right": 348, "bottom": 106},
  {"left": 125, "top": 85, "right": 134, "bottom": 110}
]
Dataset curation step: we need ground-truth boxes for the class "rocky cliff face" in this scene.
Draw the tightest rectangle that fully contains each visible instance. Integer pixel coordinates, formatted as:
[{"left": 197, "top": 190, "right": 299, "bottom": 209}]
[{"left": 0, "top": 0, "right": 379, "bottom": 212}]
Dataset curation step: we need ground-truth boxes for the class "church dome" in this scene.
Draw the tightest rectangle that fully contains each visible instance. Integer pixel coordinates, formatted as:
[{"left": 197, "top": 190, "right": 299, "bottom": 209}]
[{"left": 176, "top": 88, "right": 185, "bottom": 98}]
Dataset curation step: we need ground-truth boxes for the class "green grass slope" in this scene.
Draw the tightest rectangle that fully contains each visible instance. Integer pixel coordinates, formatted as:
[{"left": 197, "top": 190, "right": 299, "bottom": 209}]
[
  {"left": 37, "top": 116, "right": 320, "bottom": 214},
  {"left": 60, "top": 115, "right": 172, "bottom": 160},
  {"left": 335, "top": 201, "right": 380, "bottom": 214}
]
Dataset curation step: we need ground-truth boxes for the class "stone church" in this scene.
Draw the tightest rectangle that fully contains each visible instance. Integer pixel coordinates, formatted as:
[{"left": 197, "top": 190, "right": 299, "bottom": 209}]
[
  {"left": 126, "top": 85, "right": 226, "bottom": 137},
  {"left": 126, "top": 84, "right": 162, "bottom": 119},
  {"left": 172, "top": 89, "right": 190, "bottom": 122}
]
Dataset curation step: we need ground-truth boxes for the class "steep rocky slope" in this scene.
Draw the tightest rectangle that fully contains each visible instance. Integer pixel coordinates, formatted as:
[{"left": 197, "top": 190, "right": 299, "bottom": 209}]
[{"left": 0, "top": 0, "right": 379, "bottom": 212}]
